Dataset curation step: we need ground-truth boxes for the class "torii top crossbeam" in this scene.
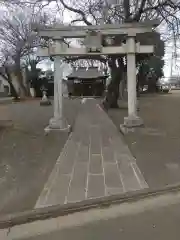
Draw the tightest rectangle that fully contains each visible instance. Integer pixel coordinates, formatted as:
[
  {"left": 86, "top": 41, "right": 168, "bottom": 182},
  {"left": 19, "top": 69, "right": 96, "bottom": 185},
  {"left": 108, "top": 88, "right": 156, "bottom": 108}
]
[{"left": 36, "top": 20, "right": 159, "bottom": 39}]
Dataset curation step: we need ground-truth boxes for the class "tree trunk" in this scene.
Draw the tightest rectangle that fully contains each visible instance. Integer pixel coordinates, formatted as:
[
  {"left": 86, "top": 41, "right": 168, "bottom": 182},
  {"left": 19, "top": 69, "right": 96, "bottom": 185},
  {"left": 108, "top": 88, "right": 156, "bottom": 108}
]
[
  {"left": 29, "top": 61, "right": 38, "bottom": 87},
  {"left": 2, "top": 68, "right": 19, "bottom": 99},
  {"left": 102, "top": 0, "right": 130, "bottom": 109},
  {"left": 16, "top": 70, "right": 28, "bottom": 97},
  {"left": 103, "top": 58, "right": 125, "bottom": 109},
  {"left": 14, "top": 58, "right": 28, "bottom": 97},
  {"left": 123, "top": 0, "right": 130, "bottom": 20},
  {"left": 119, "top": 70, "right": 127, "bottom": 100},
  {"left": 147, "top": 77, "right": 158, "bottom": 92},
  {"left": 8, "top": 80, "right": 19, "bottom": 99}
]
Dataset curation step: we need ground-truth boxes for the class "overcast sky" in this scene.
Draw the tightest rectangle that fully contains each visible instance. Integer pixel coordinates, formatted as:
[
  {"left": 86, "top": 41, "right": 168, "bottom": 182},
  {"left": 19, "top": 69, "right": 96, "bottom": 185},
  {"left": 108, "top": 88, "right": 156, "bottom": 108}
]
[
  {"left": 45, "top": 2, "right": 179, "bottom": 79},
  {"left": 1, "top": 2, "right": 178, "bottom": 79}
]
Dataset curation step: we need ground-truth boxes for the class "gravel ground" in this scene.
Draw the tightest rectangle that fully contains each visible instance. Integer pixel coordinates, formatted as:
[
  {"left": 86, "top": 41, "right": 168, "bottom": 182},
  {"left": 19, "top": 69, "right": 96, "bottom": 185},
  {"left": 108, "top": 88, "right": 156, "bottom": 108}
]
[
  {"left": 108, "top": 90, "right": 180, "bottom": 189},
  {"left": 0, "top": 98, "right": 80, "bottom": 215},
  {"left": 1, "top": 91, "right": 179, "bottom": 216}
]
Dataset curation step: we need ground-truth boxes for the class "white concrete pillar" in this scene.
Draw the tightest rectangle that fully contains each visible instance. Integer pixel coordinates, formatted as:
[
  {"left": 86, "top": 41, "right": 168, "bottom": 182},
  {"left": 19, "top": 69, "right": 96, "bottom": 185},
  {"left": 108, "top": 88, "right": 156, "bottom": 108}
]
[
  {"left": 54, "top": 55, "right": 63, "bottom": 120},
  {"left": 124, "top": 36, "right": 143, "bottom": 127},
  {"left": 46, "top": 48, "right": 70, "bottom": 132},
  {"left": 127, "top": 37, "right": 137, "bottom": 117}
]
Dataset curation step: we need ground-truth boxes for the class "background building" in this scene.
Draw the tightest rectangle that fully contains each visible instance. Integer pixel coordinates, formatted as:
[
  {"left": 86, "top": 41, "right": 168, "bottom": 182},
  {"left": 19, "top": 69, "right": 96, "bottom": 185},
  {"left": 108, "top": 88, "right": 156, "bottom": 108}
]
[{"left": 66, "top": 67, "right": 108, "bottom": 97}]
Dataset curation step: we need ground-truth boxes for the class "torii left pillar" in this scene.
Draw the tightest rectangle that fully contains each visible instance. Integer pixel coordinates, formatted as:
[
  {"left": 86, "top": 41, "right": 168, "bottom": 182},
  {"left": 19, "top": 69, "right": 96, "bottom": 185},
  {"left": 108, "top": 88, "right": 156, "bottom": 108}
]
[{"left": 45, "top": 41, "right": 70, "bottom": 133}]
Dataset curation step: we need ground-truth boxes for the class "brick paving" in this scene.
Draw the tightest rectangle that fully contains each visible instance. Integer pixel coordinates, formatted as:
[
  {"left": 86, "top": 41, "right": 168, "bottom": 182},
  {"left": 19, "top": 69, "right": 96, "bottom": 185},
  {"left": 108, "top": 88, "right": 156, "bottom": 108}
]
[{"left": 35, "top": 99, "right": 148, "bottom": 208}]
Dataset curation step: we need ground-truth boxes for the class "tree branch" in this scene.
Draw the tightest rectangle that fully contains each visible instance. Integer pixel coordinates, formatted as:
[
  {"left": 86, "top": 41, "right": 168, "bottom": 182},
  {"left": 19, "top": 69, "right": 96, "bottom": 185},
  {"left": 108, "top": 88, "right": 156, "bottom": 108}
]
[
  {"left": 133, "top": 0, "right": 147, "bottom": 21},
  {"left": 71, "top": 19, "right": 84, "bottom": 24},
  {"left": 89, "top": 4, "right": 98, "bottom": 25},
  {"left": 123, "top": 0, "right": 130, "bottom": 21},
  {"left": 59, "top": 0, "right": 92, "bottom": 26},
  {"left": 143, "top": 0, "right": 169, "bottom": 14}
]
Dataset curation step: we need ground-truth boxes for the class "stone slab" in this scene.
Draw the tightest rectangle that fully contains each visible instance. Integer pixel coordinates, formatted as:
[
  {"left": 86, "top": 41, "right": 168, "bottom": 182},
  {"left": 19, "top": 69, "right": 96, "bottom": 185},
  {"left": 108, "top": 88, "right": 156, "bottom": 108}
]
[
  {"left": 118, "top": 159, "right": 142, "bottom": 191},
  {"left": 58, "top": 156, "right": 76, "bottom": 175},
  {"left": 116, "top": 153, "right": 136, "bottom": 164},
  {"left": 90, "top": 126, "right": 101, "bottom": 154},
  {"left": 80, "top": 134, "right": 90, "bottom": 146},
  {"left": 87, "top": 174, "right": 105, "bottom": 198},
  {"left": 44, "top": 174, "right": 71, "bottom": 206},
  {"left": 131, "top": 162, "right": 148, "bottom": 189},
  {"left": 36, "top": 174, "right": 71, "bottom": 208},
  {"left": 57, "top": 141, "right": 78, "bottom": 174},
  {"left": 106, "top": 187, "right": 124, "bottom": 195},
  {"left": 102, "top": 146, "right": 115, "bottom": 163},
  {"left": 89, "top": 154, "right": 103, "bottom": 174},
  {"left": 35, "top": 188, "right": 50, "bottom": 209},
  {"left": 77, "top": 145, "right": 89, "bottom": 162},
  {"left": 67, "top": 162, "right": 88, "bottom": 202},
  {"left": 104, "top": 163, "right": 123, "bottom": 188}
]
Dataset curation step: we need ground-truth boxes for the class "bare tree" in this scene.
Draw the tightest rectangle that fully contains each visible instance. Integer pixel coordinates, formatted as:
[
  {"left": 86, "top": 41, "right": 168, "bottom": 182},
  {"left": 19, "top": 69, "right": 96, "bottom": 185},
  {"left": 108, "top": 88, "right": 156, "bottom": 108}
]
[
  {"left": 58, "top": 0, "right": 179, "bottom": 107},
  {"left": 5, "top": 0, "right": 180, "bottom": 106},
  {"left": 0, "top": 6, "right": 50, "bottom": 96},
  {"left": 8, "top": 0, "right": 179, "bottom": 34},
  {"left": 0, "top": 50, "right": 19, "bottom": 99}
]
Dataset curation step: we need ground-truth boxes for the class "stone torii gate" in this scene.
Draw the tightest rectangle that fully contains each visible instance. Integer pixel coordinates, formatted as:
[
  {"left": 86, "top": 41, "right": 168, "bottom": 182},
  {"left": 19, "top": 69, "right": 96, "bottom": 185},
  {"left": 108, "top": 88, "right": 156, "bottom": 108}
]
[{"left": 36, "top": 21, "right": 158, "bottom": 132}]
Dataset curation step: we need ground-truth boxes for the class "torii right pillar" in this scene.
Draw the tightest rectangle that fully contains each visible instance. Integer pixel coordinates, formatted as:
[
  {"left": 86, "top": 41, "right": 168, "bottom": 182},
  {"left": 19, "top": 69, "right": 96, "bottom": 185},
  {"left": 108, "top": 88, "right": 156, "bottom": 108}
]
[{"left": 123, "top": 35, "right": 143, "bottom": 129}]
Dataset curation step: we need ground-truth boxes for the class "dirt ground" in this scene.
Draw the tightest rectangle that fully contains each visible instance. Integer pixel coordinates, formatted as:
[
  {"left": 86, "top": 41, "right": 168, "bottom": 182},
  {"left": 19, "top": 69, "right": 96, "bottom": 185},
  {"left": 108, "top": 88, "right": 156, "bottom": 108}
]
[
  {"left": 108, "top": 90, "right": 180, "bottom": 189},
  {"left": 0, "top": 99, "right": 80, "bottom": 215},
  {"left": 1, "top": 91, "right": 180, "bottom": 216}
]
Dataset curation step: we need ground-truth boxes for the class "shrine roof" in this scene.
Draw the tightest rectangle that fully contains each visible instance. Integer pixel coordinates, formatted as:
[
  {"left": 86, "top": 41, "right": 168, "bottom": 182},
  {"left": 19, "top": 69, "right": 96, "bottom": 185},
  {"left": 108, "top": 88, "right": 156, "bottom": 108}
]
[{"left": 67, "top": 67, "right": 108, "bottom": 79}]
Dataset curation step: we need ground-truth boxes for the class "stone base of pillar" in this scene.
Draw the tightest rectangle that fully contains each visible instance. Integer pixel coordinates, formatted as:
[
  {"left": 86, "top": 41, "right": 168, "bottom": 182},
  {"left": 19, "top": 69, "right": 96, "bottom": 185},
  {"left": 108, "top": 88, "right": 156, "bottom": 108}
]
[
  {"left": 120, "top": 124, "right": 134, "bottom": 135},
  {"left": 124, "top": 115, "right": 143, "bottom": 128},
  {"left": 120, "top": 115, "right": 144, "bottom": 135},
  {"left": 44, "top": 117, "right": 71, "bottom": 134}
]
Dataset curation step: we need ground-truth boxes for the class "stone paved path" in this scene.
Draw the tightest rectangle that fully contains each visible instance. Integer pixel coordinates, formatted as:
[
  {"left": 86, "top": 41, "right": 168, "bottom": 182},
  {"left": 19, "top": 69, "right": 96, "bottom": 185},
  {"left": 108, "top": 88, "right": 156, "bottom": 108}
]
[{"left": 35, "top": 99, "right": 148, "bottom": 208}]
